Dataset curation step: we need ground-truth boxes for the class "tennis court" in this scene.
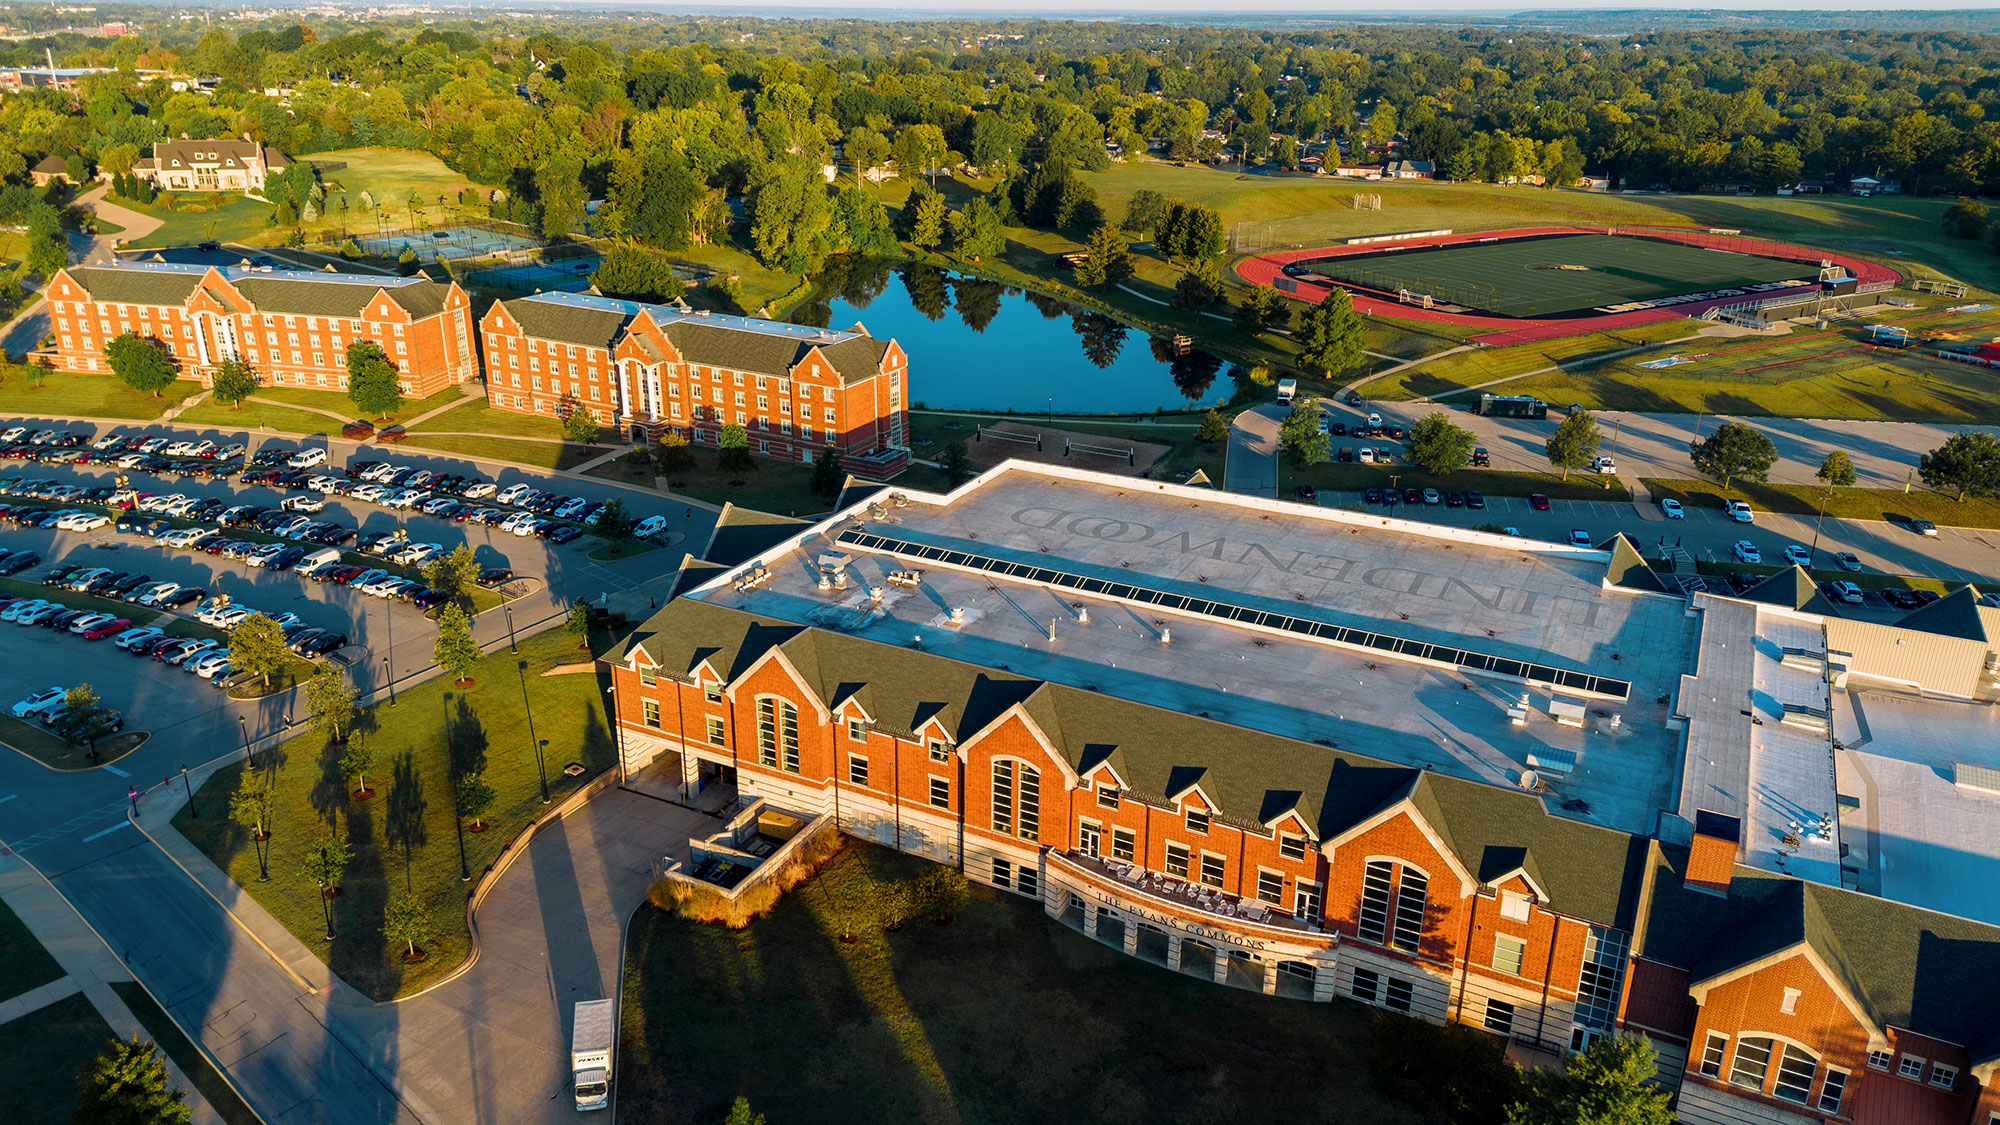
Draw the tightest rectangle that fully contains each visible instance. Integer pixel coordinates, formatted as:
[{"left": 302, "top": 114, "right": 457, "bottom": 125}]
[
  {"left": 1306, "top": 233, "right": 1812, "bottom": 318},
  {"left": 463, "top": 257, "right": 603, "bottom": 293},
  {"left": 354, "top": 225, "right": 546, "bottom": 263}
]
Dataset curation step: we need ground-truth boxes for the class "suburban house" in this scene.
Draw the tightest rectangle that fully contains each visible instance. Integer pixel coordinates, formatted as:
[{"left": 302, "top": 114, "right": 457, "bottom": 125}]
[
  {"left": 479, "top": 292, "right": 910, "bottom": 478},
  {"left": 1384, "top": 159, "right": 1437, "bottom": 179},
  {"left": 30, "top": 154, "right": 69, "bottom": 187},
  {"left": 37, "top": 261, "right": 477, "bottom": 397},
  {"left": 133, "top": 136, "right": 291, "bottom": 193}
]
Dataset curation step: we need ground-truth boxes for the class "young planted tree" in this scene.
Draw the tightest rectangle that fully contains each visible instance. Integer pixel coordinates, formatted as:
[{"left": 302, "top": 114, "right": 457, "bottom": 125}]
[
  {"left": 562, "top": 408, "right": 601, "bottom": 448},
  {"left": 1817, "top": 450, "right": 1857, "bottom": 488},
  {"left": 455, "top": 770, "right": 498, "bottom": 830},
  {"left": 1545, "top": 410, "right": 1602, "bottom": 481},
  {"left": 724, "top": 1097, "right": 768, "bottom": 1125},
  {"left": 1920, "top": 431, "right": 2000, "bottom": 501},
  {"left": 1504, "top": 1033, "right": 1674, "bottom": 1125},
  {"left": 1196, "top": 408, "right": 1230, "bottom": 444},
  {"left": 565, "top": 603, "right": 593, "bottom": 649},
  {"left": 301, "top": 830, "right": 352, "bottom": 939},
  {"left": 105, "top": 333, "right": 178, "bottom": 397},
  {"left": 433, "top": 604, "right": 481, "bottom": 685},
  {"left": 383, "top": 895, "right": 440, "bottom": 962},
  {"left": 1295, "top": 290, "right": 1365, "bottom": 376},
  {"left": 809, "top": 446, "right": 845, "bottom": 501},
  {"left": 304, "top": 664, "right": 357, "bottom": 746},
  {"left": 230, "top": 767, "right": 275, "bottom": 880},
  {"left": 73, "top": 1035, "right": 191, "bottom": 1125},
  {"left": 651, "top": 431, "right": 694, "bottom": 475},
  {"left": 1278, "top": 404, "right": 1331, "bottom": 467},
  {"left": 341, "top": 728, "right": 377, "bottom": 799},
  {"left": 51, "top": 685, "right": 115, "bottom": 762},
  {"left": 1407, "top": 411, "right": 1478, "bottom": 475},
  {"left": 209, "top": 357, "right": 262, "bottom": 409},
  {"left": 231, "top": 613, "right": 291, "bottom": 688},
  {"left": 1689, "top": 421, "right": 1779, "bottom": 492},
  {"left": 422, "top": 544, "right": 480, "bottom": 605},
  {"left": 717, "top": 423, "right": 755, "bottom": 472},
  {"left": 345, "top": 342, "right": 404, "bottom": 420},
  {"left": 591, "top": 498, "right": 634, "bottom": 539},
  {"left": 908, "top": 864, "right": 971, "bottom": 922}
]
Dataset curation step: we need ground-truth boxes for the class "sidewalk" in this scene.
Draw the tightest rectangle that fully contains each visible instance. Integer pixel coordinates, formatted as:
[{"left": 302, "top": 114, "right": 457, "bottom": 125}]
[{"left": 0, "top": 853, "right": 223, "bottom": 1125}]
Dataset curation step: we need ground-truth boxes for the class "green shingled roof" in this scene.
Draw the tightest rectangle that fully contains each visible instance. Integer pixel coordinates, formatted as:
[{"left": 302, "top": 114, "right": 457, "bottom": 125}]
[
  {"left": 498, "top": 295, "right": 630, "bottom": 351},
  {"left": 63, "top": 266, "right": 204, "bottom": 307},
  {"left": 492, "top": 298, "right": 891, "bottom": 384},
  {"left": 703, "top": 504, "right": 810, "bottom": 569}
]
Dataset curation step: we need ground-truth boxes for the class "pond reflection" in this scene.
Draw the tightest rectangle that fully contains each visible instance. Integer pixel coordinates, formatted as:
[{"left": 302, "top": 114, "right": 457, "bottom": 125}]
[{"left": 792, "top": 260, "right": 1231, "bottom": 414}]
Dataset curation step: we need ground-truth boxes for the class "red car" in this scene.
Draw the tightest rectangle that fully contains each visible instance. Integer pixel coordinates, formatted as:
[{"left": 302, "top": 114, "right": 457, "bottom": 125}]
[
  {"left": 1529, "top": 494, "right": 1552, "bottom": 511},
  {"left": 82, "top": 617, "right": 131, "bottom": 640}
]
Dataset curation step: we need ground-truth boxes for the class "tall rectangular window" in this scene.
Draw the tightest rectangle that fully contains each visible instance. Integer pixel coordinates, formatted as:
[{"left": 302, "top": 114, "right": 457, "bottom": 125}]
[
  {"left": 1816, "top": 1068, "right": 1847, "bottom": 1114},
  {"left": 1731, "top": 1037, "right": 1773, "bottom": 1089},
  {"left": 1295, "top": 879, "right": 1321, "bottom": 921},
  {"left": 1359, "top": 861, "right": 1394, "bottom": 944},
  {"left": 1198, "top": 853, "right": 1225, "bottom": 888},
  {"left": 1575, "top": 926, "right": 1631, "bottom": 1030},
  {"left": 1350, "top": 968, "right": 1379, "bottom": 1003},
  {"left": 1165, "top": 843, "right": 1190, "bottom": 878},
  {"left": 1078, "top": 820, "right": 1101, "bottom": 857},
  {"left": 1256, "top": 869, "right": 1284, "bottom": 904},
  {"left": 1774, "top": 1044, "right": 1819, "bottom": 1105},
  {"left": 1392, "top": 870, "right": 1428, "bottom": 952},
  {"left": 642, "top": 700, "right": 660, "bottom": 728},
  {"left": 1699, "top": 1033, "right": 1728, "bottom": 1078},
  {"left": 705, "top": 716, "right": 725, "bottom": 746},
  {"left": 756, "top": 698, "right": 799, "bottom": 774},
  {"left": 848, "top": 755, "right": 868, "bottom": 787},
  {"left": 990, "top": 761, "right": 1040, "bottom": 841},
  {"left": 1492, "top": 935, "right": 1526, "bottom": 976},
  {"left": 929, "top": 777, "right": 950, "bottom": 809},
  {"left": 1110, "top": 827, "right": 1135, "bottom": 862}
]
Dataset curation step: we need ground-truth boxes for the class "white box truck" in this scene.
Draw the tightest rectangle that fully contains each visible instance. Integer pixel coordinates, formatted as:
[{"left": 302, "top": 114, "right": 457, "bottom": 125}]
[
  {"left": 572, "top": 999, "right": 614, "bottom": 1112},
  {"left": 1275, "top": 379, "right": 1298, "bottom": 405}
]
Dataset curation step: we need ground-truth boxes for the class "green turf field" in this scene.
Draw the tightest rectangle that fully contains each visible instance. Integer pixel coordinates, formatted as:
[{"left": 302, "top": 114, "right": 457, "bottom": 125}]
[{"left": 1308, "top": 233, "right": 1813, "bottom": 318}]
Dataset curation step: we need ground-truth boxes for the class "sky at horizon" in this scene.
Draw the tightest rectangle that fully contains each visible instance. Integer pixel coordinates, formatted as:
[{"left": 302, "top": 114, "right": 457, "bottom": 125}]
[{"left": 602, "top": 1, "right": 2000, "bottom": 9}]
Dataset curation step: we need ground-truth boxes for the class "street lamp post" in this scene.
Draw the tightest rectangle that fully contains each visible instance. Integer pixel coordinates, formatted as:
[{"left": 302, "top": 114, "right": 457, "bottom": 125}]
[
  {"left": 504, "top": 605, "right": 517, "bottom": 654},
  {"left": 519, "top": 660, "right": 549, "bottom": 803},
  {"left": 384, "top": 655, "right": 396, "bottom": 707},
  {"left": 237, "top": 715, "right": 249, "bottom": 762},
  {"left": 1808, "top": 488, "right": 1831, "bottom": 570},
  {"left": 319, "top": 883, "right": 335, "bottom": 941},
  {"left": 452, "top": 806, "right": 471, "bottom": 882},
  {"left": 182, "top": 764, "right": 196, "bottom": 819}
]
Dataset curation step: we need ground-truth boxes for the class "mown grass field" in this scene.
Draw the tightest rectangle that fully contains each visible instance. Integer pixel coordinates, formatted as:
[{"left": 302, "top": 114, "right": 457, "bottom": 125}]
[
  {"left": 305, "top": 147, "right": 481, "bottom": 233},
  {"left": 1645, "top": 477, "right": 2000, "bottom": 532},
  {"left": 1358, "top": 320, "right": 1699, "bottom": 402},
  {"left": 118, "top": 193, "right": 278, "bottom": 250},
  {"left": 620, "top": 841, "right": 1445, "bottom": 1125},
  {"left": 0, "top": 370, "right": 201, "bottom": 422},
  {"left": 173, "top": 627, "right": 617, "bottom": 1000}
]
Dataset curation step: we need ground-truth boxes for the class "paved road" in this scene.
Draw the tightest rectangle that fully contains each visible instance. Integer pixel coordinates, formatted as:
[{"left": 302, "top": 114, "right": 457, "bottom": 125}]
[{"left": 1225, "top": 404, "right": 1283, "bottom": 497}]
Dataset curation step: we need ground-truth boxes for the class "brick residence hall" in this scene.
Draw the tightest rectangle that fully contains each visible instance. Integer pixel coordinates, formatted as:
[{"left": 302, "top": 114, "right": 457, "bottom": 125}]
[{"left": 606, "top": 461, "right": 2000, "bottom": 1125}]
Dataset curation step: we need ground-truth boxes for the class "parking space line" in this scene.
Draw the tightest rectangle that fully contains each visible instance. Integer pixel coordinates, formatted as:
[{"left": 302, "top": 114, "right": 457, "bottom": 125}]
[
  {"left": 80, "top": 820, "right": 131, "bottom": 844},
  {"left": 102, "top": 765, "right": 129, "bottom": 778}
]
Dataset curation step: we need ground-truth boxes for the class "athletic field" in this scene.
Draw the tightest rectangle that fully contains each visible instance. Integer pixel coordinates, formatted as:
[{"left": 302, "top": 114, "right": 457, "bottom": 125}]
[{"left": 1306, "top": 233, "right": 1813, "bottom": 318}]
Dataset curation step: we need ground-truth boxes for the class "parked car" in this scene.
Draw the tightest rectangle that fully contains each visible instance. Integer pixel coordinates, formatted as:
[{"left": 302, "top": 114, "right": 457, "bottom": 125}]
[
  {"left": 475, "top": 567, "right": 514, "bottom": 588},
  {"left": 1568, "top": 529, "right": 1593, "bottom": 549},
  {"left": 1782, "top": 545, "right": 1812, "bottom": 567},
  {"left": 1466, "top": 490, "right": 1485, "bottom": 510},
  {"left": 81, "top": 617, "right": 132, "bottom": 640},
  {"left": 1529, "top": 494, "right": 1551, "bottom": 511},
  {"left": 1835, "top": 552, "right": 1862, "bottom": 572},
  {"left": 1727, "top": 500, "right": 1754, "bottom": 524},
  {"left": 1659, "top": 498, "right": 1683, "bottom": 519},
  {"left": 1909, "top": 518, "right": 1938, "bottom": 537},
  {"left": 11, "top": 687, "right": 67, "bottom": 718},
  {"left": 1733, "top": 540, "right": 1762, "bottom": 564}
]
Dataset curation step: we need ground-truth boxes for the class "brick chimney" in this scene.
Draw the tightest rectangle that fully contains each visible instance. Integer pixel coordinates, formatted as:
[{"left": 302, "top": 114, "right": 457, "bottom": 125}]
[{"left": 1686, "top": 810, "right": 1741, "bottom": 896}]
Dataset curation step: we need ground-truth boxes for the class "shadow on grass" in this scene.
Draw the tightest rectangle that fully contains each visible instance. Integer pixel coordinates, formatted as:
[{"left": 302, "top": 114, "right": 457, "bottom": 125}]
[{"left": 384, "top": 749, "right": 428, "bottom": 896}]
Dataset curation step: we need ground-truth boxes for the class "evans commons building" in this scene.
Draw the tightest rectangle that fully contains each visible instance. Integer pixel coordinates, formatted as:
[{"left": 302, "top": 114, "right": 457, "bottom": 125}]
[
  {"left": 608, "top": 462, "right": 2000, "bottom": 1125},
  {"left": 38, "top": 261, "right": 478, "bottom": 398},
  {"left": 479, "top": 293, "right": 910, "bottom": 479}
]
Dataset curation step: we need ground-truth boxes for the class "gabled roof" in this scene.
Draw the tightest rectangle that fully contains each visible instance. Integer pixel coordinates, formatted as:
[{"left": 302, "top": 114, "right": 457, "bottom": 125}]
[
  {"left": 1603, "top": 534, "right": 1672, "bottom": 595},
  {"left": 1739, "top": 566, "right": 1839, "bottom": 616},
  {"left": 1894, "top": 585, "right": 1989, "bottom": 642},
  {"left": 63, "top": 263, "right": 452, "bottom": 320},
  {"left": 494, "top": 293, "right": 893, "bottom": 385},
  {"left": 702, "top": 504, "right": 809, "bottom": 569},
  {"left": 33, "top": 154, "right": 66, "bottom": 174},
  {"left": 1635, "top": 843, "right": 2000, "bottom": 1064}
]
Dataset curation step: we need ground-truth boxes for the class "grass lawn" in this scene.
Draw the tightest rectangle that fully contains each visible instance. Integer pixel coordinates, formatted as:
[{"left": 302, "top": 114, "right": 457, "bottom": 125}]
[
  {"left": 304, "top": 148, "right": 479, "bottom": 229},
  {"left": 621, "top": 841, "right": 1448, "bottom": 1125},
  {"left": 0, "top": 714, "right": 146, "bottom": 770},
  {"left": 634, "top": 456, "right": 836, "bottom": 518},
  {"left": 1359, "top": 320, "right": 1700, "bottom": 402},
  {"left": 586, "top": 539, "right": 659, "bottom": 562},
  {"left": 109, "top": 981, "right": 260, "bottom": 1125},
  {"left": 0, "top": 992, "right": 118, "bottom": 1124},
  {"left": 173, "top": 395, "right": 339, "bottom": 435},
  {"left": 172, "top": 627, "right": 617, "bottom": 1001},
  {"left": 117, "top": 192, "right": 278, "bottom": 251},
  {"left": 0, "top": 896, "right": 64, "bottom": 1003},
  {"left": 398, "top": 432, "right": 599, "bottom": 470},
  {"left": 0, "top": 371, "right": 200, "bottom": 422},
  {"left": 1644, "top": 477, "right": 2000, "bottom": 533},
  {"left": 406, "top": 395, "right": 563, "bottom": 440}
]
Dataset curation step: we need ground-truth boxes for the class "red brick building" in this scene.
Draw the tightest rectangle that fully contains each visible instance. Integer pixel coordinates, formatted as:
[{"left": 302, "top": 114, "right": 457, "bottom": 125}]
[
  {"left": 604, "top": 466, "right": 2000, "bottom": 1124},
  {"left": 39, "top": 262, "right": 477, "bottom": 398},
  {"left": 478, "top": 293, "right": 910, "bottom": 479}
]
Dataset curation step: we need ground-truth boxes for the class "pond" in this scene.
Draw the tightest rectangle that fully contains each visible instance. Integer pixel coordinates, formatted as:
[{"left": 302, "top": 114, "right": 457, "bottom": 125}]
[{"left": 790, "top": 260, "right": 1236, "bottom": 415}]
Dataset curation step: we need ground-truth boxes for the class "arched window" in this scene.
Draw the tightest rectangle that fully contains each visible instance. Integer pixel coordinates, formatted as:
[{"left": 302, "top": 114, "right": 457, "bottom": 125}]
[
  {"left": 990, "top": 760, "right": 1040, "bottom": 842},
  {"left": 756, "top": 697, "right": 799, "bottom": 774},
  {"left": 1359, "top": 860, "right": 1428, "bottom": 952}
]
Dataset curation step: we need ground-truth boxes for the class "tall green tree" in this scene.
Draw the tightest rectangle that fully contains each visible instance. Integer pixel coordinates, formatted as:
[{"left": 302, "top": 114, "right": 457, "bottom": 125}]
[
  {"left": 454, "top": 771, "right": 497, "bottom": 828},
  {"left": 73, "top": 1035, "right": 191, "bottom": 1125},
  {"left": 941, "top": 439, "right": 973, "bottom": 485},
  {"left": 1817, "top": 450, "right": 1857, "bottom": 488},
  {"left": 1171, "top": 259, "right": 1225, "bottom": 310},
  {"left": 1545, "top": 410, "right": 1602, "bottom": 481},
  {"left": 433, "top": 604, "right": 481, "bottom": 684},
  {"left": 1504, "top": 1034, "right": 1674, "bottom": 1125},
  {"left": 724, "top": 1098, "right": 768, "bottom": 1125},
  {"left": 718, "top": 423, "right": 755, "bottom": 472},
  {"left": 749, "top": 161, "right": 835, "bottom": 274},
  {"left": 232, "top": 613, "right": 290, "bottom": 688},
  {"left": 1196, "top": 408, "right": 1230, "bottom": 443},
  {"left": 1121, "top": 188, "right": 1167, "bottom": 234},
  {"left": 340, "top": 729, "right": 377, "bottom": 798},
  {"left": 1234, "top": 285, "right": 1291, "bottom": 335},
  {"left": 1920, "top": 431, "right": 2000, "bottom": 501},
  {"left": 1407, "top": 411, "right": 1478, "bottom": 474},
  {"left": 844, "top": 127, "right": 892, "bottom": 189},
  {"left": 345, "top": 342, "right": 404, "bottom": 420},
  {"left": 901, "top": 187, "right": 948, "bottom": 252},
  {"left": 1295, "top": 290, "right": 1365, "bottom": 376},
  {"left": 949, "top": 197, "right": 1004, "bottom": 262},
  {"left": 1074, "top": 223, "right": 1133, "bottom": 288},
  {"left": 105, "top": 334, "right": 178, "bottom": 397},
  {"left": 304, "top": 664, "right": 357, "bottom": 746},
  {"left": 1689, "top": 421, "right": 1779, "bottom": 491},
  {"left": 562, "top": 408, "right": 601, "bottom": 447},
  {"left": 1279, "top": 403, "right": 1331, "bottom": 467},
  {"left": 209, "top": 358, "right": 261, "bottom": 409},
  {"left": 51, "top": 685, "right": 115, "bottom": 762},
  {"left": 1942, "top": 197, "right": 1990, "bottom": 239},
  {"left": 652, "top": 431, "right": 694, "bottom": 475},
  {"left": 830, "top": 187, "right": 897, "bottom": 257},
  {"left": 423, "top": 544, "right": 480, "bottom": 605}
]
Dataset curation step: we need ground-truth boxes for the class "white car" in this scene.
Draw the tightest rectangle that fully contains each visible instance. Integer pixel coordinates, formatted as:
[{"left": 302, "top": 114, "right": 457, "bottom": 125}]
[
  {"left": 188, "top": 440, "right": 217, "bottom": 458},
  {"left": 71, "top": 512, "right": 110, "bottom": 532},
  {"left": 499, "top": 511, "right": 537, "bottom": 534},
  {"left": 215, "top": 443, "right": 247, "bottom": 460},
  {"left": 353, "top": 484, "right": 388, "bottom": 503},
  {"left": 1659, "top": 498, "right": 1683, "bottom": 519},
  {"left": 1727, "top": 500, "right": 1754, "bottom": 524},
  {"left": 1, "top": 599, "right": 48, "bottom": 623},
  {"left": 1783, "top": 545, "right": 1812, "bottom": 567},
  {"left": 65, "top": 567, "right": 113, "bottom": 590},
  {"left": 1595, "top": 456, "right": 1617, "bottom": 475},
  {"left": 0, "top": 427, "right": 25, "bottom": 442},
  {"left": 164, "top": 495, "right": 202, "bottom": 517},
  {"left": 91, "top": 433, "right": 123, "bottom": 450},
  {"left": 164, "top": 440, "right": 196, "bottom": 457},
  {"left": 134, "top": 582, "right": 180, "bottom": 606},
  {"left": 11, "top": 687, "right": 67, "bottom": 718},
  {"left": 160, "top": 528, "right": 208, "bottom": 549},
  {"left": 496, "top": 483, "right": 535, "bottom": 505},
  {"left": 463, "top": 482, "right": 497, "bottom": 500},
  {"left": 194, "top": 600, "right": 233, "bottom": 625},
  {"left": 361, "top": 463, "right": 398, "bottom": 482},
  {"left": 188, "top": 650, "right": 233, "bottom": 677},
  {"left": 114, "top": 626, "right": 166, "bottom": 650},
  {"left": 115, "top": 452, "right": 148, "bottom": 468},
  {"left": 1830, "top": 581, "right": 1864, "bottom": 604},
  {"left": 288, "top": 448, "right": 328, "bottom": 469},
  {"left": 282, "top": 494, "right": 325, "bottom": 512},
  {"left": 243, "top": 544, "right": 286, "bottom": 568},
  {"left": 401, "top": 543, "right": 442, "bottom": 565},
  {"left": 215, "top": 608, "right": 253, "bottom": 629},
  {"left": 66, "top": 612, "right": 116, "bottom": 635},
  {"left": 15, "top": 603, "right": 61, "bottom": 625},
  {"left": 510, "top": 517, "right": 544, "bottom": 538},
  {"left": 1733, "top": 540, "right": 1762, "bottom": 564},
  {"left": 633, "top": 515, "right": 669, "bottom": 539},
  {"left": 555, "top": 497, "right": 590, "bottom": 520},
  {"left": 360, "top": 575, "right": 404, "bottom": 596},
  {"left": 308, "top": 475, "right": 343, "bottom": 493},
  {"left": 196, "top": 656, "right": 235, "bottom": 680}
]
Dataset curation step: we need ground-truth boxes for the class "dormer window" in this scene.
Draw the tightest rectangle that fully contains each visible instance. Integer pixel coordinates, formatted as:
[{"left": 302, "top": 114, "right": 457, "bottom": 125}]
[{"left": 1185, "top": 809, "right": 1210, "bottom": 835}]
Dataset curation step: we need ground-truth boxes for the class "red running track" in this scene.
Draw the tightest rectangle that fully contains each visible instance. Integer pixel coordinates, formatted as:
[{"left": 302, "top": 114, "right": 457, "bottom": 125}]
[{"left": 1234, "top": 225, "right": 1902, "bottom": 348}]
